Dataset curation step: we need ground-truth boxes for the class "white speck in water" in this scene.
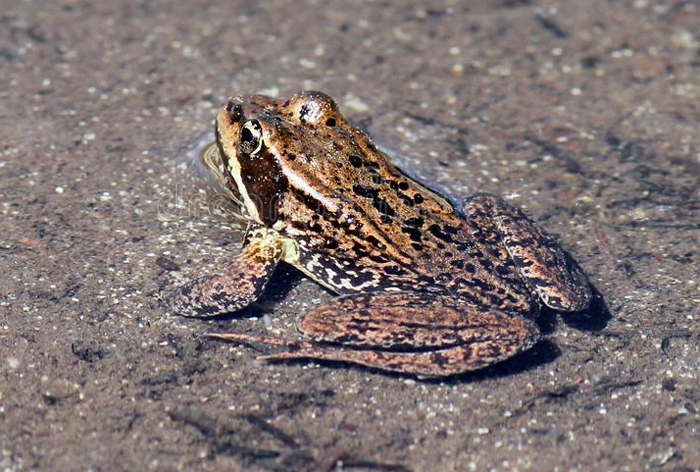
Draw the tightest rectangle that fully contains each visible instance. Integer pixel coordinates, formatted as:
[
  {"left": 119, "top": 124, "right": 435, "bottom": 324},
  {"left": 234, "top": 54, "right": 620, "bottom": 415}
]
[{"left": 262, "top": 314, "right": 273, "bottom": 329}]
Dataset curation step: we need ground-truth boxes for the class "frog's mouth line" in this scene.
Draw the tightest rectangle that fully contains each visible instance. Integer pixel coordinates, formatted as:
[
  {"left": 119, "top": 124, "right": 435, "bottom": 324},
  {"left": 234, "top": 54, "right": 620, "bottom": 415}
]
[{"left": 198, "top": 137, "right": 249, "bottom": 223}]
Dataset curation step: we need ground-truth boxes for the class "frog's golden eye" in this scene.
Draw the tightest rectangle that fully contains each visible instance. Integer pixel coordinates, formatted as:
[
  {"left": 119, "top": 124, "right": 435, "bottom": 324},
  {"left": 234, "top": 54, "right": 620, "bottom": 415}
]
[{"left": 239, "top": 120, "right": 263, "bottom": 155}]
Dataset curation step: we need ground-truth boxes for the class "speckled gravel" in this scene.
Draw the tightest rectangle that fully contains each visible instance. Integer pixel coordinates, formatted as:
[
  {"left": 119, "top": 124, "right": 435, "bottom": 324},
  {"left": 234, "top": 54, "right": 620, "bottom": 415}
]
[{"left": 1, "top": 1, "right": 698, "bottom": 471}]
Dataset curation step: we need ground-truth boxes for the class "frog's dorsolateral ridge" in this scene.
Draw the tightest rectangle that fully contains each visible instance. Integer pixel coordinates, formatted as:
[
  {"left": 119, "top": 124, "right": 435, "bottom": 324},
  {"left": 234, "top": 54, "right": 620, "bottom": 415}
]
[{"left": 167, "top": 91, "right": 592, "bottom": 377}]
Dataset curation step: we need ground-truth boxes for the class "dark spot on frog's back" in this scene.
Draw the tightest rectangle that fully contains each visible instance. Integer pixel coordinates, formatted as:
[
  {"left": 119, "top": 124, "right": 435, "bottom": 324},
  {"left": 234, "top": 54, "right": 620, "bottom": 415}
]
[
  {"left": 324, "top": 238, "right": 339, "bottom": 249},
  {"left": 373, "top": 197, "right": 395, "bottom": 216},
  {"left": 352, "top": 184, "right": 378, "bottom": 198},
  {"left": 368, "top": 254, "right": 387, "bottom": 263},
  {"left": 384, "top": 265, "right": 405, "bottom": 275},
  {"left": 401, "top": 226, "right": 422, "bottom": 242},
  {"left": 495, "top": 264, "right": 512, "bottom": 276},
  {"left": 352, "top": 243, "right": 370, "bottom": 258},
  {"left": 366, "top": 235, "right": 384, "bottom": 249},
  {"left": 348, "top": 155, "right": 363, "bottom": 168},
  {"left": 427, "top": 224, "right": 454, "bottom": 243},
  {"left": 405, "top": 217, "right": 424, "bottom": 228},
  {"left": 398, "top": 194, "right": 414, "bottom": 207},
  {"left": 418, "top": 275, "right": 435, "bottom": 285}
]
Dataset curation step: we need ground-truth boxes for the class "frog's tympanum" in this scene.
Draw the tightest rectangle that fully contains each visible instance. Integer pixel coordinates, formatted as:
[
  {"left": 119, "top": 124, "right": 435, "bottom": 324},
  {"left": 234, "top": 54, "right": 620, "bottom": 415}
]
[{"left": 167, "top": 91, "right": 592, "bottom": 377}]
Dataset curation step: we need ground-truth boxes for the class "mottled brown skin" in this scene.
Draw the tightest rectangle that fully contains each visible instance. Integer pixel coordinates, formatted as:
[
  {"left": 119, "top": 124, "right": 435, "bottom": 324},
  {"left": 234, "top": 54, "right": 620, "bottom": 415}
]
[{"left": 167, "top": 91, "right": 592, "bottom": 377}]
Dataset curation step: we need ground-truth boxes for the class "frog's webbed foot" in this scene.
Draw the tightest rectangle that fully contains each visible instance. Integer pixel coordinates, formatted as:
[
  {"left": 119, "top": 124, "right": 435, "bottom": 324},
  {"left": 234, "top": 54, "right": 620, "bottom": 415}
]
[
  {"left": 208, "top": 292, "right": 539, "bottom": 377},
  {"left": 464, "top": 193, "right": 592, "bottom": 312},
  {"left": 165, "top": 230, "right": 283, "bottom": 317}
]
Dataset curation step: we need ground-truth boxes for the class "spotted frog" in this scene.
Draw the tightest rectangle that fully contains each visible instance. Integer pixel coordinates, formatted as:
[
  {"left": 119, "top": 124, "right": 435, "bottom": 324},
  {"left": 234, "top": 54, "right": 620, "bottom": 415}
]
[{"left": 167, "top": 91, "right": 591, "bottom": 377}]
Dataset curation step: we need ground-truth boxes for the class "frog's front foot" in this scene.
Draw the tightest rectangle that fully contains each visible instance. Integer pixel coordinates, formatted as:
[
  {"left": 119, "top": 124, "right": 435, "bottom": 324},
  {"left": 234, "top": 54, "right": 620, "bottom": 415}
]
[
  {"left": 165, "top": 227, "right": 285, "bottom": 317},
  {"left": 208, "top": 291, "right": 539, "bottom": 377}
]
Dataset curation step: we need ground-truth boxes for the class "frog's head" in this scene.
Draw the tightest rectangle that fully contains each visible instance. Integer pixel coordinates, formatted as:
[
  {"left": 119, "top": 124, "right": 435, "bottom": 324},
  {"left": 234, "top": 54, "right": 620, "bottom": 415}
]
[{"left": 213, "top": 91, "right": 348, "bottom": 226}]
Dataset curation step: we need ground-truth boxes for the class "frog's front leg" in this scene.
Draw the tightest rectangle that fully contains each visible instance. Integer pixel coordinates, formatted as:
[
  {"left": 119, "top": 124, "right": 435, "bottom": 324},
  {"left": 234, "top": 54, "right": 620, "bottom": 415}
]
[
  {"left": 464, "top": 193, "right": 592, "bottom": 312},
  {"left": 166, "top": 227, "right": 284, "bottom": 317},
  {"left": 209, "top": 291, "right": 539, "bottom": 377}
]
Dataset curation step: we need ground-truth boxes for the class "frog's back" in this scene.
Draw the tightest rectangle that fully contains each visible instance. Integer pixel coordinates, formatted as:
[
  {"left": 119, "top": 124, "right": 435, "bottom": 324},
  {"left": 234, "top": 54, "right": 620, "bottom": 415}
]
[{"left": 279, "top": 160, "right": 535, "bottom": 315}]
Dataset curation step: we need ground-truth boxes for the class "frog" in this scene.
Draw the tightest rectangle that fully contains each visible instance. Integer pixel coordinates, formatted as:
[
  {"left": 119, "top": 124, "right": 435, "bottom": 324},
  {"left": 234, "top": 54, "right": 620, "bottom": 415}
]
[{"left": 166, "top": 90, "right": 592, "bottom": 377}]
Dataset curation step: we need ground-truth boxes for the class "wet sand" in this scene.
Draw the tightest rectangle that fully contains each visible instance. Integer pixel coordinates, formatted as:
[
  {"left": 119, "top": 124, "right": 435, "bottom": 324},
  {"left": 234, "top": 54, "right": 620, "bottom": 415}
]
[{"left": 1, "top": 1, "right": 699, "bottom": 470}]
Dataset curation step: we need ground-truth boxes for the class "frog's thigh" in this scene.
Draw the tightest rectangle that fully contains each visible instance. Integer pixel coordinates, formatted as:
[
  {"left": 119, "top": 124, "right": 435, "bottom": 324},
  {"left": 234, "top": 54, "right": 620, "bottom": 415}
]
[
  {"left": 279, "top": 291, "right": 539, "bottom": 376},
  {"left": 465, "top": 193, "right": 591, "bottom": 311},
  {"left": 166, "top": 234, "right": 283, "bottom": 317}
]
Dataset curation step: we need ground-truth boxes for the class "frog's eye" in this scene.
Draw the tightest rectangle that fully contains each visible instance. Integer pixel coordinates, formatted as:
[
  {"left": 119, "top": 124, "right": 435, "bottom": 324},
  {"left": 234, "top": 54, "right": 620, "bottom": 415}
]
[{"left": 239, "top": 120, "right": 263, "bottom": 155}]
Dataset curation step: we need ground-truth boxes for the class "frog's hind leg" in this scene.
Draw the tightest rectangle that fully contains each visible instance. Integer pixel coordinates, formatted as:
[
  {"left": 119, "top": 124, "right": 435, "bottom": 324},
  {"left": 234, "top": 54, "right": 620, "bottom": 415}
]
[
  {"left": 464, "top": 193, "right": 592, "bottom": 312},
  {"left": 208, "top": 291, "right": 540, "bottom": 377},
  {"left": 165, "top": 227, "right": 284, "bottom": 317}
]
